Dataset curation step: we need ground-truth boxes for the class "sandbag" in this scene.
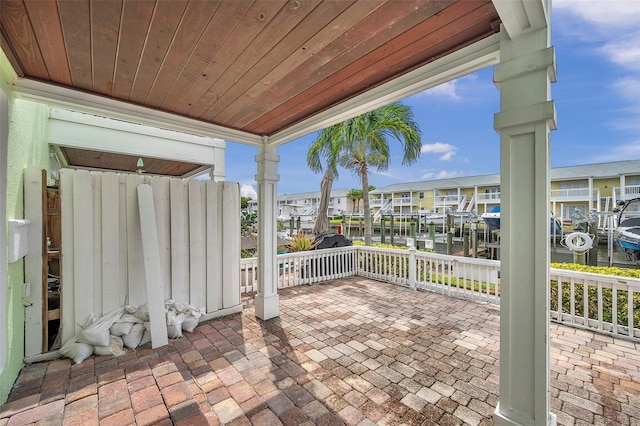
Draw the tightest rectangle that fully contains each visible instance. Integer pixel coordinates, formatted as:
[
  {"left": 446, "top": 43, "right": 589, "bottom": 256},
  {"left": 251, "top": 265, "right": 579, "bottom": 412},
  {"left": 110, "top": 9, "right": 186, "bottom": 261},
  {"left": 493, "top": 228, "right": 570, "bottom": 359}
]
[
  {"left": 59, "top": 336, "right": 93, "bottom": 364},
  {"left": 166, "top": 311, "right": 185, "bottom": 339},
  {"left": 122, "top": 323, "right": 145, "bottom": 349},
  {"left": 139, "top": 323, "right": 151, "bottom": 347},
  {"left": 182, "top": 308, "right": 203, "bottom": 332},
  {"left": 110, "top": 314, "right": 142, "bottom": 336},
  {"left": 94, "top": 336, "right": 125, "bottom": 356},
  {"left": 133, "top": 305, "right": 150, "bottom": 322}
]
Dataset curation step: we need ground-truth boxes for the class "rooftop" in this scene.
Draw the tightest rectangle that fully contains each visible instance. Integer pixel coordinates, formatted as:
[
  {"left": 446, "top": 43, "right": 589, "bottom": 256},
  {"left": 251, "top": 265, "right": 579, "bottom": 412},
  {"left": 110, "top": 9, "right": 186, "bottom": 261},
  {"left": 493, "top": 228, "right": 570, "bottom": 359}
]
[{"left": 1, "top": 277, "right": 638, "bottom": 425}]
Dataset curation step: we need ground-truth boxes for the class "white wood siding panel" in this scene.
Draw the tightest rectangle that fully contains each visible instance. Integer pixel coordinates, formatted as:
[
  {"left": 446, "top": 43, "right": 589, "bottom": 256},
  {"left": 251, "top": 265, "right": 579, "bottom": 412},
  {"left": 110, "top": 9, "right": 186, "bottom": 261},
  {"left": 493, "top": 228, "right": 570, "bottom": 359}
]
[
  {"left": 222, "top": 182, "right": 240, "bottom": 309},
  {"left": 137, "top": 184, "right": 169, "bottom": 348},
  {"left": 206, "top": 181, "right": 223, "bottom": 312},
  {"left": 126, "top": 174, "right": 146, "bottom": 306},
  {"left": 72, "top": 170, "right": 94, "bottom": 330},
  {"left": 42, "top": 170, "right": 242, "bottom": 352},
  {"left": 101, "top": 172, "right": 120, "bottom": 313},
  {"left": 23, "top": 167, "right": 44, "bottom": 356},
  {"left": 91, "top": 172, "right": 103, "bottom": 315},
  {"left": 170, "top": 179, "right": 189, "bottom": 303},
  {"left": 189, "top": 181, "right": 206, "bottom": 309},
  {"left": 151, "top": 177, "right": 172, "bottom": 302},
  {"left": 59, "top": 170, "right": 75, "bottom": 343}
]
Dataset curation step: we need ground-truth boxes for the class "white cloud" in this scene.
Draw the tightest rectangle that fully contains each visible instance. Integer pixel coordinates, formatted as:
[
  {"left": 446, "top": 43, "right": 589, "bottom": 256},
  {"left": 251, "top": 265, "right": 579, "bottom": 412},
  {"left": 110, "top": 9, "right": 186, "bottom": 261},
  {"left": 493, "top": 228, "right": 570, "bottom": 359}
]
[
  {"left": 420, "top": 170, "right": 464, "bottom": 180},
  {"left": 585, "top": 141, "right": 640, "bottom": 163},
  {"left": 240, "top": 183, "right": 257, "bottom": 199},
  {"left": 420, "top": 80, "right": 460, "bottom": 100},
  {"left": 421, "top": 142, "right": 457, "bottom": 161},
  {"left": 554, "top": 1, "right": 640, "bottom": 29},
  {"left": 599, "top": 37, "right": 640, "bottom": 71},
  {"left": 612, "top": 76, "right": 640, "bottom": 102}
]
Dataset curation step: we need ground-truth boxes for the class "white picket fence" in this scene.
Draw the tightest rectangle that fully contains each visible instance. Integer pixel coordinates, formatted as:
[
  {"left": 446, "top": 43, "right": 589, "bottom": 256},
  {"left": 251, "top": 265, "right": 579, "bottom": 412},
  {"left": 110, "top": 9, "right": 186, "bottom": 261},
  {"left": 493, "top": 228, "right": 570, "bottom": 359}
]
[
  {"left": 550, "top": 268, "right": 640, "bottom": 340},
  {"left": 24, "top": 167, "right": 241, "bottom": 356},
  {"left": 241, "top": 246, "right": 639, "bottom": 341}
]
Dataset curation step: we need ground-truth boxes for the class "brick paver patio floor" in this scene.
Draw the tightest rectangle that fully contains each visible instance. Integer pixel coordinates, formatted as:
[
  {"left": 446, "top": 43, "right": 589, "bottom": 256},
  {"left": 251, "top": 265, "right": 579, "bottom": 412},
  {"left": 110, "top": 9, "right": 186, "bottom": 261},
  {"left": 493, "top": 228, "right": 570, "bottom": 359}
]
[{"left": 1, "top": 276, "right": 639, "bottom": 425}]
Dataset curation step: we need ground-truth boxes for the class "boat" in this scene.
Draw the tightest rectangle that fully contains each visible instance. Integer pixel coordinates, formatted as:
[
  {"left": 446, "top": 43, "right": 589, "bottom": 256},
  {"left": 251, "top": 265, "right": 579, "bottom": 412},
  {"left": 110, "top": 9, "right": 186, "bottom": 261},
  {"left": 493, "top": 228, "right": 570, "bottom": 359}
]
[
  {"left": 480, "top": 206, "right": 563, "bottom": 236},
  {"left": 277, "top": 204, "right": 315, "bottom": 230},
  {"left": 613, "top": 197, "right": 640, "bottom": 262},
  {"left": 480, "top": 206, "right": 501, "bottom": 233}
]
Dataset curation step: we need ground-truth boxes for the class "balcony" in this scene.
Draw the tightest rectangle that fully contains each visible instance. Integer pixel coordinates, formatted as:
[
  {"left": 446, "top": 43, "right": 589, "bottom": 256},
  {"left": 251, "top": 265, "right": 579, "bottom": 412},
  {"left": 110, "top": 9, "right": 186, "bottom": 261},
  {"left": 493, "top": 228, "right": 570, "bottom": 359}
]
[
  {"left": 614, "top": 185, "right": 640, "bottom": 201},
  {"left": 476, "top": 192, "right": 501, "bottom": 203},
  {"left": 550, "top": 187, "right": 598, "bottom": 201},
  {"left": 2, "top": 247, "right": 638, "bottom": 425},
  {"left": 433, "top": 194, "right": 460, "bottom": 205}
]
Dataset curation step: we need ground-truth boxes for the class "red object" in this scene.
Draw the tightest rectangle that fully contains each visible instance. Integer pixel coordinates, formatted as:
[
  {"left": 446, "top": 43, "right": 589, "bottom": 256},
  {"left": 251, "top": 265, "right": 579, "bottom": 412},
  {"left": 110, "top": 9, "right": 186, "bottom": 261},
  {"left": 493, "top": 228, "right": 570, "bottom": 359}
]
[{"left": 337, "top": 225, "right": 343, "bottom": 235}]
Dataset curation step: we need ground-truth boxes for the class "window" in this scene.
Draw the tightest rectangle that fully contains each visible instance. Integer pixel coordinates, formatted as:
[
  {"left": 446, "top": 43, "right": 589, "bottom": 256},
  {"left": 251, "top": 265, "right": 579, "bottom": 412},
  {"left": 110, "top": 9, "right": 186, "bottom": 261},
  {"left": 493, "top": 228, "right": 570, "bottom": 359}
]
[{"left": 419, "top": 192, "right": 424, "bottom": 199}]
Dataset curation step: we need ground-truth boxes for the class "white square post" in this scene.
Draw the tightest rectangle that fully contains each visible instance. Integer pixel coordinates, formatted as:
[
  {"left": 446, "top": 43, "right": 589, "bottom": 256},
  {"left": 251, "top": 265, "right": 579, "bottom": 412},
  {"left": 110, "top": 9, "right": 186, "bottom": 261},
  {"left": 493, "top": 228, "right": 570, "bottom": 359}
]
[
  {"left": 492, "top": 1, "right": 557, "bottom": 424},
  {"left": 255, "top": 141, "right": 280, "bottom": 320}
]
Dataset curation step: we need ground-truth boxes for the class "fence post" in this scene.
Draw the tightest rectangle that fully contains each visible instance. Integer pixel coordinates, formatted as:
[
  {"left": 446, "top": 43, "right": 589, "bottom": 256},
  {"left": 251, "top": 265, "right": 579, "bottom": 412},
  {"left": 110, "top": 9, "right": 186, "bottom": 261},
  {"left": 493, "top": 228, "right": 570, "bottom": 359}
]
[{"left": 408, "top": 246, "right": 416, "bottom": 290}]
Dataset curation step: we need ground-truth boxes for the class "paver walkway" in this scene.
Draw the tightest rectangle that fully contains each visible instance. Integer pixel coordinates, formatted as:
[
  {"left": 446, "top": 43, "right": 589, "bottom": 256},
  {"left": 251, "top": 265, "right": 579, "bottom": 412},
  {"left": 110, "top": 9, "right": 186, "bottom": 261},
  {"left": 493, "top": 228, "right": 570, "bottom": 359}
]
[{"left": 1, "top": 276, "right": 639, "bottom": 425}]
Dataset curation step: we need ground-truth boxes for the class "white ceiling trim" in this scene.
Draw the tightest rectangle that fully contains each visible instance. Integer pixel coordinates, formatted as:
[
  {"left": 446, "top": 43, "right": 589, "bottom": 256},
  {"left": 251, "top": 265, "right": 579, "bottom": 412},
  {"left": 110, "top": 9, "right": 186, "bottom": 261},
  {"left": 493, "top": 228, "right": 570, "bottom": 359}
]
[
  {"left": 50, "top": 114, "right": 219, "bottom": 166},
  {"left": 269, "top": 33, "right": 501, "bottom": 147},
  {"left": 11, "top": 79, "right": 264, "bottom": 146}
]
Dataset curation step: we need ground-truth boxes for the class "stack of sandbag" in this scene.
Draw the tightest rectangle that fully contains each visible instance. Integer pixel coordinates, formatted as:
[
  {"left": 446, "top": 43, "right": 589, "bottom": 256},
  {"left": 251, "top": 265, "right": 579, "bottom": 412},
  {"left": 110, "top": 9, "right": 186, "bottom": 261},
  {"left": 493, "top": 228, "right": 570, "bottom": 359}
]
[
  {"left": 58, "top": 301, "right": 205, "bottom": 364},
  {"left": 165, "top": 300, "right": 204, "bottom": 338},
  {"left": 59, "top": 308, "right": 127, "bottom": 364}
]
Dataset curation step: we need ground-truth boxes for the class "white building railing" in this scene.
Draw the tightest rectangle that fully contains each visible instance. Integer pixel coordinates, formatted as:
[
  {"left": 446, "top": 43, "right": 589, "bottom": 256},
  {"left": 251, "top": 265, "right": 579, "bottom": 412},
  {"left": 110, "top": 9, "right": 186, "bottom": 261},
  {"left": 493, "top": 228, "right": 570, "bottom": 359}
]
[
  {"left": 614, "top": 185, "right": 640, "bottom": 201},
  {"left": 550, "top": 187, "right": 598, "bottom": 201},
  {"left": 476, "top": 192, "right": 501, "bottom": 203},
  {"left": 434, "top": 194, "right": 460, "bottom": 204},
  {"left": 241, "top": 246, "right": 639, "bottom": 341}
]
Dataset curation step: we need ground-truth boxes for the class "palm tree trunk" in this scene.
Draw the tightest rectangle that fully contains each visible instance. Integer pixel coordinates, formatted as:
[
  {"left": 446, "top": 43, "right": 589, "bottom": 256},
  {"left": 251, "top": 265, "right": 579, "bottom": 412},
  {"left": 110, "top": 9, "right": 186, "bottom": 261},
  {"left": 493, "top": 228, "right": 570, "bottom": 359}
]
[{"left": 361, "top": 165, "right": 372, "bottom": 245}]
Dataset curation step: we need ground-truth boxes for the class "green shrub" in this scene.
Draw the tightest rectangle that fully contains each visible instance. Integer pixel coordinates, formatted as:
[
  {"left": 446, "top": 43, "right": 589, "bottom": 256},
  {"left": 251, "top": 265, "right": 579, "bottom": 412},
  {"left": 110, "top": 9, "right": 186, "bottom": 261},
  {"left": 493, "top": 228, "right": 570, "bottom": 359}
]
[{"left": 288, "top": 232, "right": 314, "bottom": 252}]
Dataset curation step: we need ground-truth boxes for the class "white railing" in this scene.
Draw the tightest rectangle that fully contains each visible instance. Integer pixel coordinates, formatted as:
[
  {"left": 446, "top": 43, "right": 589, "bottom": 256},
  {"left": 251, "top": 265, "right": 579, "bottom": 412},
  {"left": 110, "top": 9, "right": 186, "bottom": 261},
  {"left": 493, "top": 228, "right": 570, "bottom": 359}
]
[
  {"left": 241, "top": 247, "right": 640, "bottom": 341},
  {"left": 550, "top": 188, "right": 597, "bottom": 200},
  {"left": 476, "top": 192, "right": 501, "bottom": 202},
  {"left": 434, "top": 194, "right": 460, "bottom": 204},
  {"left": 614, "top": 185, "right": 640, "bottom": 200},
  {"left": 369, "top": 198, "right": 385, "bottom": 207},
  {"left": 392, "top": 197, "right": 416, "bottom": 205},
  {"left": 550, "top": 268, "right": 640, "bottom": 340},
  {"left": 240, "top": 246, "right": 357, "bottom": 293}
]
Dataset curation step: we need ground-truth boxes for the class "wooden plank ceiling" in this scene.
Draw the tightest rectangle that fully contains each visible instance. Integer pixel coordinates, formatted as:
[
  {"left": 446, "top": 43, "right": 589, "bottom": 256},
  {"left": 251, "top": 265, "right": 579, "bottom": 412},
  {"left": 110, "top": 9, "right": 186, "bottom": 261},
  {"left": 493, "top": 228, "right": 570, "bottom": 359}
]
[{"left": 1, "top": 0, "right": 500, "bottom": 174}]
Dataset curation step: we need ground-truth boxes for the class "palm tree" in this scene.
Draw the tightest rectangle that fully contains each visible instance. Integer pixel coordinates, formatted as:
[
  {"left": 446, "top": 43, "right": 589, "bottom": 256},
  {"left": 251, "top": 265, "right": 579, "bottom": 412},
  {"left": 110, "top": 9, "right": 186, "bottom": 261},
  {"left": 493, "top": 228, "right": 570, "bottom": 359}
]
[
  {"left": 346, "top": 188, "right": 363, "bottom": 212},
  {"left": 307, "top": 102, "right": 421, "bottom": 245}
]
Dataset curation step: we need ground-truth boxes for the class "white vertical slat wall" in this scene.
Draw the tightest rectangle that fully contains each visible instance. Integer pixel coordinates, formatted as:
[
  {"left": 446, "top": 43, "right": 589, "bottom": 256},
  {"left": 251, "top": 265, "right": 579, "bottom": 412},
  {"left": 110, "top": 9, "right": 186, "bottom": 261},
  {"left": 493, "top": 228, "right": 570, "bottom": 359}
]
[{"left": 54, "top": 169, "right": 240, "bottom": 348}]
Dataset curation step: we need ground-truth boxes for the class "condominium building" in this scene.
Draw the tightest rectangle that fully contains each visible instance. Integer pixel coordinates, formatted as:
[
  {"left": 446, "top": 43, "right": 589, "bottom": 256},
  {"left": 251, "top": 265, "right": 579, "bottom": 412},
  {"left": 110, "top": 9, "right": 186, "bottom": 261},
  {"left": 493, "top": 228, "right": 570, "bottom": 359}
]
[{"left": 368, "top": 160, "right": 640, "bottom": 222}]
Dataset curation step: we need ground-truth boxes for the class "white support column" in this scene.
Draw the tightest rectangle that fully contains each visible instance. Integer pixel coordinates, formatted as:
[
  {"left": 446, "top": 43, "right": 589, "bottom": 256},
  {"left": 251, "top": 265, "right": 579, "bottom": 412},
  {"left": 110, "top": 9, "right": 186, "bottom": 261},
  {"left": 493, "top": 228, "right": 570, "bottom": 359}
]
[
  {"left": 588, "top": 177, "right": 594, "bottom": 211},
  {"left": 210, "top": 144, "right": 226, "bottom": 182},
  {"left": 620, "top": 175, "right": 626, "bottom": 201},
  {"left": 255, "top": 141, "right": 280, "bottom": 320},
  {"left": 493, "top": 19, "right": 557, "bottom": 426}
]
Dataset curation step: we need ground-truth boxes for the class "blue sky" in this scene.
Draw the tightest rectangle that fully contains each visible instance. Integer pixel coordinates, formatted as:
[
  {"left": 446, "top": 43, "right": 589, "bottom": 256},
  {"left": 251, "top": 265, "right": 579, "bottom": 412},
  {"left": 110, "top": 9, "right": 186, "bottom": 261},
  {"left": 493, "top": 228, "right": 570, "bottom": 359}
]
[{"left": 226, "top": 1, "right": 640, "bottom": 199}]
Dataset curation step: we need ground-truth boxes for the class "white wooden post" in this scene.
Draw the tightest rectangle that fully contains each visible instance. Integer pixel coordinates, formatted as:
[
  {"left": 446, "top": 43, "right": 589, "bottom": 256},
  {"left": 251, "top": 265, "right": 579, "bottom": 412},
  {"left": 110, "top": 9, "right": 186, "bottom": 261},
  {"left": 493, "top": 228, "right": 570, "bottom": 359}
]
[
  {"left": 588, "top": 177, "right": 594, "bottom": 211},
  {"left": 136, "top": 184, "right": 169, "bottom": 348},
  {"left": 255, "top": 142, "right": 280, "bottom": 320},
  {"left": 24, "top": 167, "right": 44, "bottom": 356},
  {"left": 408, "top": 247, "right": 416, "bottom": 290},
  {"left": 492, "top": 3, "right": 557, "bottom": 424},
  {"left": 221, "top": 182, "right": 241, "bottom": 309},
  {"left": 210, "top": 144, "right": 226, "bottom": 182}
]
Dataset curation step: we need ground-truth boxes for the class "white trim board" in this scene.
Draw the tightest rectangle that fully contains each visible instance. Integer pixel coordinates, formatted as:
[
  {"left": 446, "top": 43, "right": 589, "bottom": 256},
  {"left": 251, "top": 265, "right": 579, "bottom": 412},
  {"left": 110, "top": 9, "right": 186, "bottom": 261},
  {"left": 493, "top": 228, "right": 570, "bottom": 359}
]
[{"left": 50, "top": 113, "right": 221, "bottom": 166}]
